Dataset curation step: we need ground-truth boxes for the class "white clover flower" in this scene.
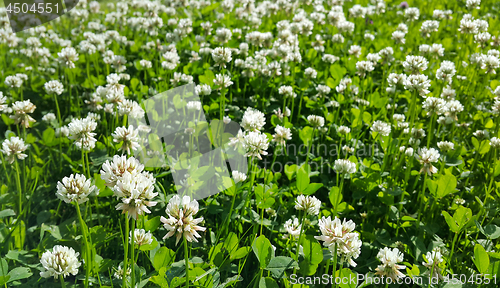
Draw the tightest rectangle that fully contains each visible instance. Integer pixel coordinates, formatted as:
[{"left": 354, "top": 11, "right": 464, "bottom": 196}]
[
  {"left": 423, "top": 97, "right": 447, "bottom": 116},
  {"left": 348, "top": 45, "right": 362, "bottom": 58},
  {"left": 315, "top": 216, "right": 362, "bottom": 267},
  {"left": 44, "top": 80, "right": 64, "bottom": 95},
  {"left": 423, "top": 249, "right": 444, "bottom": 280},
  {"left": 196, "top": 84, "right": 212, "bottom": 96},
  {"left": 211, "top": 47, "right": 232, "bottom": 68},
  {"left": 112, "top": 125, "right": 141, "bottom": 155},
  {"left": 466, "top": 0, "right": 481, "bottom": 10},
  {"left": 403, "top": 55, "right": 428, "bottom": 74},
  {"left": 295, "top": 195, "right": 321, "bottom": 216},
  {"left": 241, "top": 107, "right": 266, "bottom": 131},
  {"left": 42, "top": 113, "right": 57, "bottom": 125},
  {"left": 278, "top": 85, "right": 296, "bottom": 98},
  {"left": 130, "top": 229, "right": 153, "bottom": 246},
  {"left": 40, "top": 245, "right": 81, "bottom": 279},
  {"left": 436, "top": 61, "right": 456, "bottom": 83},
  {"left": 356, "top": 61, "right": 374, "bottom": 78},
  {"left": 186, "top": 101, "right": 202, "bottom": 111},
  {"left": 416, "top": 147, "right": 440, "bottom": 175},
  {"left": 307, "top": 115, "right": 325, "bottom": 128},
  {"left": 491, "top": 137, "right": 500, "bottom": 149},
  {"left": 391, "top": 31, "right": 406, "bottom": 44},
  {"left": 273, "top": 125, "right": 292, "bottom": 146},
  {"left": 445, "top": 100, "right": 464, "bottom": 121},
  {"left": 232, "top": 170, "right": 247, "bottom": 183},
  {"left": 1, "top": 136, "right": 28, "bottom": 164},
  {"left": 68, "top": 116, "right": 98, "bottom": 151},
  {"left": 437, "top": 141, "right": 454, "bottom": 152},
  {"left": 304, "top": 67, "right": 317, "bottom": 78},
  {"left": 56, "top": 174, "right": 98, "bottom": 204},
  {"left": 333, "top": 159, "right": 357, "bottom": 175},
  {"left": 405, "top": 147, "right": 414, "bottom": 157},
  {"left": 420, "top": 20, "right": 439, "bottom": 38},
  {"left": 5, "top": 75, "right": 23, "bottom": 88},
  {"left": 387, "top": 73, "right": 407, "bottom": 87},
  {"left": 404, "top": 74, "right": 431, "bottom": 96},
  {"left": 58, "top": 47, "right": 79, "bottom": 69},
  {"left": 214, "top": 74, "right": 233, "bottom": 89},
  {"left": 243, "top": 131, "right": 269, "bottom": 160},
  {"left": 139, "top": 60, "right": 152, "bottom": 69},
  {"left": 375, "top": 247, "right": 406, "bottom": 281},
  {"left": 112, "top": 171, "right": 157, "bottom": 220},
  {"left": 371, "top": 120, "right": 391, "bottom": 136},
  {"left": 337, "top": 126, "right": 350, "bottom": 135},
  {"left": 100, "top": 155, "right": 145, "bottom": 187},
  {"left": 10, "top": 100, "right": 36, "bottom": 128},
  {"left": 0, "top": 92, "right": 7, "bottom": 112},
  {"left": 117, "top": 99, "right": 145, "bottom": 119},
  {"left": 113, "top": 265, "right": 131, "bottom": 280},
  {"left": 404, "top": 7, "right": 420, "bottom": 21},
  {"left": 161, "top": 195, "right": 206, "bottom": 245},
  {"left": 283, "top": 217, "right": 301, "bottom": 239}
]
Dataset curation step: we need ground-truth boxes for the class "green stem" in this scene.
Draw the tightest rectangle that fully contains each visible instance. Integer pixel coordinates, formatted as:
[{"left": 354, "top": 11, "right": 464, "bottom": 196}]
[
  {"left": 184, "top": 237, "right": 190, "bottom": 288},
  {"left": 131, "top": 218, "right": 136, "bottom": 288},
  {"left": 332, "top": 242, "right": 338, "bottom": 288},
  {"left": 122, "top": 213, "right": 129, "bottom": 288},
  {"left": 445, "top": 232, "right": 459, "bottom": 273},
  {"left": 14, "top": 160, "right": 22, "bottom": 216},
  {"left": 75, "top": 202, "right": 90, "bottom": 288},
  {"left": 59, "top": 275, "right": 66, "bottom": 288},
  {"left": 305, "top": 128, "right": 316, "bottom": 165},
  {"left": 53, "top": 94, "right": 63, "bottom": 172}
]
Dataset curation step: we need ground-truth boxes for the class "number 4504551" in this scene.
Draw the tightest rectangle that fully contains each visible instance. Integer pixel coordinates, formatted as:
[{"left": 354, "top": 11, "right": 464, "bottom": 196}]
[
  {"left": 6, "top": 2, "right": 60, "bottom": 14},
  {"left": 444, "top": 274, "right": 497, "bottom": 285}
]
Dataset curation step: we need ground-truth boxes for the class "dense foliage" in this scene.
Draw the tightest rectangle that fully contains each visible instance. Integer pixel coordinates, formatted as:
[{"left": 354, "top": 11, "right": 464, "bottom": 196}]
[{"left": 0, "top": 0, "right": 500, "bottom": 287}]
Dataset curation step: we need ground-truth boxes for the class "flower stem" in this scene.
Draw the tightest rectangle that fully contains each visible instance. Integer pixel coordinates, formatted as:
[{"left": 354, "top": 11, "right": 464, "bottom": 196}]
[
  {"left": 14, "top": 160, "right": 22, "bottom": 216},
  {"left": 130, "top": 218, "right": 136, "bottom": 288},
  {"left": 332, "top": 242, "right": 338, "bottom": 288},
  {"left": 122, "top": 213, "right": 129, "bottom": 288},
  {"left": 75, "top": 202, "right": 90, "bottom": 288},
  {"left": 53, "top": 94, "right": 63, "bottom": 172},
  {"left": 184, "top": 237, "right": 190, "bottom": 288},
  {"left": 59, "top": 275, "right": 66, "bottom": 288}
]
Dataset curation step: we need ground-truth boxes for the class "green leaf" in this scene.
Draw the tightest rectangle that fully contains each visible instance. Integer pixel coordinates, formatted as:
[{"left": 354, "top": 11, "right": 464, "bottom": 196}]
[
  {"left": 442, "top": 211, "right": 459, "bottom": 233},
  {"left": 252, "top": 235, "right": 274, "bottom": 269},
  {"left": 329, "top": 186, "right": 342, "bottom": 208},
  {"left": 7, "top": 267, "right": 32, "bottom": 283},
  {"left": 303, "top": 183, "right": 323, "bottom": 195},
  {"left": 473, "top": 244, "right": 490, "bottom": 274},
  {"left": 145, "top": 216, "right": 162, "bottom": 232},
  {"left": 299, "top": 126, "right": 314, "bottom": 146},
  {"left": 330, "top": 64, "right": 347, "bottom": 81},
  {"left": 231, "top": 246, "right": 250, "bottom": 260},
  {"left": 338, "top": 268, "right": 357, "bottom": 288},
  {"left": 223, "top": 232, "right": 239, "bottom": 254},
  {"left": 484, "top": 224, "right": 500, "bottom": 239},
  {"left": 428, "top": 172, "right": 457, "bottom": 198},
  {"left": 259, "top": 277, "right": 279, "bottom": 288},
  {"left": 153, "top": 247, "right": 175, "bottom": 271},
  {"left": 265, "top": 256, "right": 298, "bottom": 278},
  {"left": 442, "top": 206, "right": 473, "bottom": 233},
  {"left": 296, "top": 166, "right": 310, "bottom": 193},
  {"left": 299, "top": 235, "right": 323, "bottom": 275},
  {"left": 0, "top": 209, "right": 15, "bottom": 219},
  {"left": 42, "top": 128, "right": 55, "bottom": 146},
  {"left": 284, "top": 164, "right": 297, "bottom": 180}
]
